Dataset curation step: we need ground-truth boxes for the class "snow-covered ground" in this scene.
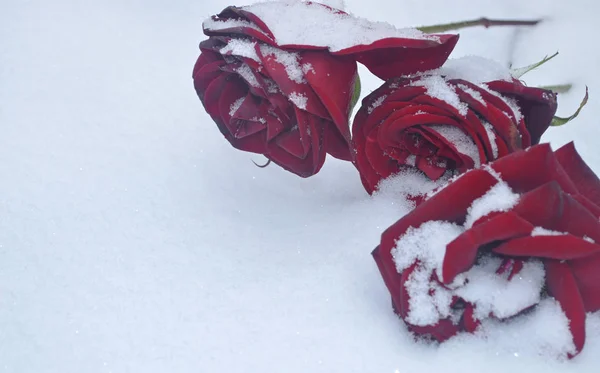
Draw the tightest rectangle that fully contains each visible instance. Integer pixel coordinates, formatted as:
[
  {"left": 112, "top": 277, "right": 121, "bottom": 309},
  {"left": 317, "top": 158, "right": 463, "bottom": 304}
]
[{"left": 1, "top": 0, "right": 599, "bottom": 371}]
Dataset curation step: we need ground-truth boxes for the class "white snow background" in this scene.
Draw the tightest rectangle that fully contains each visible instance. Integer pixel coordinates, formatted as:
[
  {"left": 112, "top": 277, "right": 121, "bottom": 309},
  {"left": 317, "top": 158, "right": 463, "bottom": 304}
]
[{"left": 1, "top": 0, "right": 600, "bottom": 372}]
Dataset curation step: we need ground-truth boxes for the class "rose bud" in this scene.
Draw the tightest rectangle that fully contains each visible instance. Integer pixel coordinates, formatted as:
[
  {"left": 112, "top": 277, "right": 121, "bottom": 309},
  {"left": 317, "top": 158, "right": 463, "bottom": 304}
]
[
  {"left": 193, "top": 1, "right": 458, "bottom": 177},
  {"left": 372, "top": 142, "right": 600, "bottom": 358},
  {"left": 352, "top": 57, "right": 557, "bottom": 197}
]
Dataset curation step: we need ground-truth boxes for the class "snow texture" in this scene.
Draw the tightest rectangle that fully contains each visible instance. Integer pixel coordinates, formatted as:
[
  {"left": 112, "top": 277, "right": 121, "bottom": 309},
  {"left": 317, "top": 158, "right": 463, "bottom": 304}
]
[
  {"left": 2, "top": 0, "right": 600, "bottom": 372},
  {"left": 438, "top": 55, "right": 514, "bottom": 83},
  {"left": 230, "top": 0, "right": 438, "bottom": 51},
  {"left": 464, "top": 181, "right": 520, "bottom": 228},
  {"left": 411, "top": 75, "right": 469, "bottom": 116}
]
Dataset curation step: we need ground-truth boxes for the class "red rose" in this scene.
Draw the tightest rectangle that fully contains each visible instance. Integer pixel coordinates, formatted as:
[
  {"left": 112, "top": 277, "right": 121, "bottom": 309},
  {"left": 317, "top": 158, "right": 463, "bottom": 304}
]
[
  {"left": 372, "top": 143, "right": 600, "bottom": 358},
  {"left": 352, "top": 62, "right": 557, "bottom": 196},
  {"left": 193, "top": 1, "right": 458, "bottom": 177}
]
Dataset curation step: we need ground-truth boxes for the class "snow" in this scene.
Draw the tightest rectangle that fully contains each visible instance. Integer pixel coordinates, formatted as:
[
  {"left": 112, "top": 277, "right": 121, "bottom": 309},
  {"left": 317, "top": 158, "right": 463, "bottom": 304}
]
[
  {"left": 229, "top": 96, "right": 245, "bottom": 116},
  {"left": 426, "top": 124, "right": 482, "bottom": 167},
  {"left": 457, "top": 83, "right": 487, "bottom": 105},
  {"left": 259, "top": 44, "right": 306, "bottom": 84},
  {"left": 2, "top": 0, "right": 600, "bottom": 372},
  {"left": 392, "top": 221, "right": 463, "bottom": 324},
  {"left": 455, "top": 257, "right": 545, "bottom": 320},
  {"left": 367, "top": 94, "right": 387, "bottom": 114},
  {"left": 375, "top": 168, "right": 453, "bottom": 204},
  {"left": 481, "top": 84, "right": 524, "bottom": 122},
  {"left": 483, "top": 121, "right": 500, "bottom": 158},
  {"left": 411, "top": 75, "right": 469, "bottom": 116},
  {"left": 219, "top": 39, "right": 260, "bottom": 62},
  {"left": 235, "top": 63, "right": 260, "bottom": 87},
  {"left": 236, "top": 0, "right": 438, "bottom": 51},
  {"left": 438, "top": 55, "right": 514, "bottom": 83},
  {"left": 289, "top": 91, "right": 308, "bottom": 109},
  {"left": 464, "top": 180, "right": 520, "bottom": 228},
  {"left": 531, "top": 227, "right": 567, "bottom": 236}
]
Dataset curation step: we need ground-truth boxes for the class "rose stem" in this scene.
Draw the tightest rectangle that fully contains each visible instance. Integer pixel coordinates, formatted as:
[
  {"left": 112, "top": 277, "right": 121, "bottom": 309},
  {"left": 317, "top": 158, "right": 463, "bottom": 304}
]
[{"left": 417, "top": 18, "right": 542, "bottom": 33}]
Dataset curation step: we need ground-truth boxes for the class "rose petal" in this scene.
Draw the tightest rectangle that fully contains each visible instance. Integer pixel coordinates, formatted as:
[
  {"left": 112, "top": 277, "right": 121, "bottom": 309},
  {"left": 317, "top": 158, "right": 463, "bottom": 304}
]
[
  {"left": 485, "top": 80, "right": 557, "bottom": 145},
  {"left": 443, "top": 211, "right": 534, "bottom": 283},
  {"left": 379, "top": 169, "right": 498, "bottom": 254},
  {"left": 555, "top": 142, "right": 600, "bottom": 208},
  {"left": 301, "top": 51, "right": 356, "bottom": 144},
  {"left": 544, "top": 260, "right": 586, "bottom": 357},
  {"left": 493, "top": 235, "right": 600, "bottom": 260},
  {"left": 408, "top": 319, "right": 461, "bottom": 342},
  {"left": 333, "top": 34, "right": 459, "bottom": 80},
  {"left": 569, "top": 253, "right": 600, "bottom": 312},
  {"left": 491, "top": 144, "right": 579, "bottom": 195}
]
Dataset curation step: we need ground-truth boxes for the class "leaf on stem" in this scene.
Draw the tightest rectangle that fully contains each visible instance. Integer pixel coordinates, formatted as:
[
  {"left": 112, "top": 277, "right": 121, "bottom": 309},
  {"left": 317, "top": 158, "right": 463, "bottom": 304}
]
[
  {"left": 551, "top": 87, "right": 589, "bottom": 127},
  {"left": 511, "top": 52, "right": 559, "bottom": 78}
]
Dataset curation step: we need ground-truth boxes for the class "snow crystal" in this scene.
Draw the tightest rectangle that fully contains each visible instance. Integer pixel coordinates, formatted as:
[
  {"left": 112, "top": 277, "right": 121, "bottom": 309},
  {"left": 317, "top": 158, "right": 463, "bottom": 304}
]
[
  {"left": 301, "top": 63, "right": 315, "bottom": 75},
  {"left": 264, "top": 78, "right": 280, "bottom": 94},
  {"left": 531, "top": 227, "right": 567, "bottom": 236},
  {"left": 259, "top": 45, "right": 306, "bottom": 84},
  {"left": 438, "top": 56, "right": 513, "bottom": 83},
  {"left": 393, "top": 221, "right": 464, "bottom": 325},
  {"left": 237, "top": 1, "right": 438, "bottom": 52},
  {"left": 426, "top": 124, "right": 481, "bottom": 167},
  {"left": 367, "top": 94, "right": 387, "bottom": 114},
  {"left": 480, "top": 84, "right": 523, "bottom": 123},
  {"left": 235, "top": 64, "right": 260, "bottom": 87},
  {"left": 229, "top": 97, "right": 245, "bottom": 116},
  {"left": 483, "top": 122, "right": 499, "bottom": 159},
  {"left": 405, "top": 154, "right": 416, "bottom": 167},
  {"left": 404, "top": 265, "right": 454, "bottom": 326},
  {"left": 411, "top": 76, "right": 469, "bottom": 116},
  {"left": 375, "top": 168, "right": 452, "bottom": 204},
  {"left": 219, "top": 39, "right": 260, "bottom": 62},
  {"left": 464, "top": 181, "right": 520, "bottom": 228},
  {"left": 251, "top": 117, "right": 266, "bottom": 124},
  {"left": 457, "top": 83, "right": 486, "bottom": 106},
  {"left": 289, "top": 92, "right": 308, "bottom": 110},
  {"left": 455, "top": 257, "right": 545, "bottom": 320},
  {"left": 203, "top": 17, "right": 265, "bottom": 35}
]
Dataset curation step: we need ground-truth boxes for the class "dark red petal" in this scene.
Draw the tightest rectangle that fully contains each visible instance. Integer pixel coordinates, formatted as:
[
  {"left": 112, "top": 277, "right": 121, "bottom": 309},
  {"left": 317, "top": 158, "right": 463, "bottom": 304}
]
[
  {"left": 485, "top": 80, "right": 557, "bottom": 145},
  {"left": 332, "top": 34, "right": 459, "bottom": 80},
  {"left": 203, "top": 7, "right": 276, "bottom": 45},
  {"left": 408, "top": 319, "right": 461, "bottom": 342},
  {"left": 569, "top": 253, "right": 600, "bottom": 312},
  {"left": 555, "top": 142, "right": 600, "bottom": 208},
  {"left": 512, "top": 181, "right": 600, "bottom": 242},
  {"left": 461, "top": 303, "right": 480, "bottom": 333},
  {"left": 490, "top": 144, "right": 579, "bottom": 195},
  {"left": 573, "top": 194, "right": 600, "bottom": 219},
  {"left": 379, "top": 169, "right": 498, "bottom": 255},
  {"left": 544, "top": 260, "right": 586, "bottom": 357},
  {"left": 452, "top": 80, "right": 522, "bottom": 152},
  {"left": 302, "top": 51, "right": 356, "bottom": 145},
  {"left": 258, "top": 51, "right": 330, "bottom": 120},
  {"left": 493, "top": 235, "right": 600, "bottom": 260},
  {"left": 443, "top": 211, "right": 534, "bottom": 283}
]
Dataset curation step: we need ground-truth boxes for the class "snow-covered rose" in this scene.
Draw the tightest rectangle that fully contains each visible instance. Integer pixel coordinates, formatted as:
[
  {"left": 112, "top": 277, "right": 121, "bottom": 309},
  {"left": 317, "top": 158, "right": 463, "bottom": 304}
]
[
  {"left": 193, "top": 1, "right": 458, "bottom": 177},
  {"left": 352, "top": 65, "right": 557, "bottom": 195},
  {"left": 372, "top": 143, "right": 600, "bottom": 358}
]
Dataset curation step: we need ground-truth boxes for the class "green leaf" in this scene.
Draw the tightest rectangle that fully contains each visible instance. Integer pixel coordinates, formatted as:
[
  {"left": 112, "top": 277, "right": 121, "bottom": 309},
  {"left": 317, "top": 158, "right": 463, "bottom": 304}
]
[
  {"left": 551, "top": 87, "right": 589, "bottom": 127},
  {"left": 349, "top": 73, "right": 361, "bottom": 116},
  {"left": 511, "top": 52, "right": 559, "bottom": 78},
  {"left": 538, "top": 83, "right": 573, "bottom": 94}
]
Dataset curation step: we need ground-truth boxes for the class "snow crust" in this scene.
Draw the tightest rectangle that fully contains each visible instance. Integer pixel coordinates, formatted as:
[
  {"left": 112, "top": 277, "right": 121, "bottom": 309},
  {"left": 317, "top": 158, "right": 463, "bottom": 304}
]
[{"left": 218, "top": 0, "right": 438, "bottom": 51}]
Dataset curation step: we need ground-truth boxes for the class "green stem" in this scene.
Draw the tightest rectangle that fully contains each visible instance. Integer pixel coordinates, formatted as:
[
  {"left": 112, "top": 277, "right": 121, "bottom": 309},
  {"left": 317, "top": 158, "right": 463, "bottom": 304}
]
[{"left": 417, "top": 17, "right": 542, "bottom": 34}]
